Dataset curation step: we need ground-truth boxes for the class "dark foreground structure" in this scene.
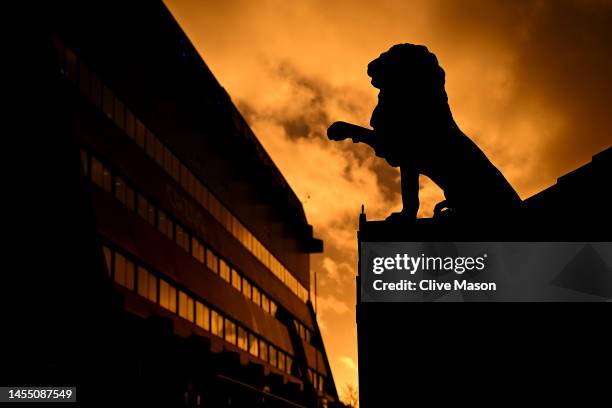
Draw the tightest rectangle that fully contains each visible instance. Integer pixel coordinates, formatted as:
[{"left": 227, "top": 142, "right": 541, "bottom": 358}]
[
  {"left": 8, "top": 1, "right": 340, "bottom": 406},
  {"left": 356, "top": 147, "right": 611, "bottom": 407}
]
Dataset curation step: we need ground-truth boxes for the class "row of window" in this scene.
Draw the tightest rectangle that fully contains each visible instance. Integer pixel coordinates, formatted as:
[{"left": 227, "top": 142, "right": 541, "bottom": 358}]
[
  {"left": 55, "top": 37, "right": 309, "bottom": 303},
  {"left": 82, "top": 149, "right": 281, "bottom": 318},
  {"left": 103, "top": 243, "right": 295, "bottom": 376},
  {"left": 294, "top": 320, "right": 313, "bottom": 344},
  {"left": 307, "top": 368, "right": 325, "bottom": 393}
]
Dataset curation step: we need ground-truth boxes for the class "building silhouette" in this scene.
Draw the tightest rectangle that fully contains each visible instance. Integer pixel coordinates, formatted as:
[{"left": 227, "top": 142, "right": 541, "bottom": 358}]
[
  {"left": 356, "top": 147, "right": 610, "bottom": 407},
  {"left": 13, "top": 1, "right": 340, "bottom": 406}
]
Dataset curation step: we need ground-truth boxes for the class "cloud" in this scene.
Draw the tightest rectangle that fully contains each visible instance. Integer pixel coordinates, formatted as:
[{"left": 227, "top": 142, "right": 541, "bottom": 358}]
[
  {"left": 314, "top": 292, "right": 352, "bottom": 341},
  {"left": 165, "top": 0, "right": 612, "bottom": 394},
  {"left": 339, "top": 356, "right": 358, "bottom": 372},
  {"left": 426, "top": 0, "right": 612, "bottom": 192},
  {"left": 317, "top": 294, "right": 350, "bottom": 315},
  {"left": 321, "top": 256, "right": 356, "bottom": 288},
  {"left": 236, "top": 61, "right": 405, "bottom": 252}
]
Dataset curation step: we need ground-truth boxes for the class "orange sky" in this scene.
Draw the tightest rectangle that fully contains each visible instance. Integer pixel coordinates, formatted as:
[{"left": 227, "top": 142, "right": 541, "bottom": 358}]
[{"left": 164, "top": 0, "right": 611, "bottom": 400}]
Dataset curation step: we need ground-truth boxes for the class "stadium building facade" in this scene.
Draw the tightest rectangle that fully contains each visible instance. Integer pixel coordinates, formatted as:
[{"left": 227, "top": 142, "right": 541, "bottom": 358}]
[{"left": 41, "top": 1, "right": 339, "bottom": 406}]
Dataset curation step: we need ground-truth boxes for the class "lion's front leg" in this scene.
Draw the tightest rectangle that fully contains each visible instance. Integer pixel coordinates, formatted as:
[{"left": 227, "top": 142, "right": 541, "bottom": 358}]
[{"left": 386, "top": 166, "right": 419, "bottom": 221}]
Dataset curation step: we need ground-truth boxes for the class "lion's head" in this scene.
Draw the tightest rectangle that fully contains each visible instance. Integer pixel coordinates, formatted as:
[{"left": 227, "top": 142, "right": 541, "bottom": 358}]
[{"left": 367, "top": 43, "right": 448, "bottom": 105}]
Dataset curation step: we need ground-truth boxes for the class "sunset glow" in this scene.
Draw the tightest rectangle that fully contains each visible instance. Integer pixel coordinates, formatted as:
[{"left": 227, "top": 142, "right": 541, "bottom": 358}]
[{"left": 164, "top": 0, "right": 612, "bottom": 396}]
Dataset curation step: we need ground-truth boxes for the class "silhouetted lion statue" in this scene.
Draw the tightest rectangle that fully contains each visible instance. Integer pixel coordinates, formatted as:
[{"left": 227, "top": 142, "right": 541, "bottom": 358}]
[{"left": 328, "top": 43, "right": 522, "bottom": 222}]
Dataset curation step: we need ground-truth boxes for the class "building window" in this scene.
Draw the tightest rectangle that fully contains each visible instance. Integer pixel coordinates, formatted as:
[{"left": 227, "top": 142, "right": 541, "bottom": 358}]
[
  {"left": 259, "top": 339, "right": 268, "bottom": 362},
  {"left": 252, "top": 286, "right": 261, "bottom": 307},
  {"left": 178, "top": 291, "right": 194, "bottom": 322},
  {"left": 269, "top": 345, "right": 277, "bottom": 368},
  {"left": 211, "top": 310, "right": 223, "bottom": 337},
  {"left": 137, "top": 194, "right": 156, "bottom": 226},
  {"left": 176, "top": 224, "right": 190, "bottom": 252},
  {"left": 113, "top": 251, "right": 124, "bottom": 285},
  {"left": 286, "top": 355, "right": 293, "bottom": 374},
  {"left": 224, "top": 319, "right": 236, "bottom": 345},
  {"left": 278, "top": 351, "right": 286, "bottom": 372},
  {"left": 231, "top": 268, "right": 241, "bottom": 291},
  {"left": 91, "top": 157, "right": 112, "bottom": 192},
  {"left": 115, "top": 176, "right": 127, "bottom": 205},
  {"left": 102, "top": 246, "right": 112, "bottom": 276},
  {"left": 219, "top": 259, "right": 230, "bottom": 283},
  {"left": 261, "top": 294, "right": 270, "bottom": 314},
  {"left": 137, "top": 266, "right": 157, "bottom": 303},
  {"left": 249, "top": 334, "right": 259, "bottom": 357},
  {"left": 157, "top": 209, "right": 173, "bottom": 239},
  {"left": 237, "top": 327, "right": 248, "bottom": 351},
  {"left": 159, "top": 279, "right": 177, "bottom": 313},
  {"left": 270, "top": 301, "right": 277, "bottom": 317},
  {"left": 268, "top": 344, "right": 278, "bottom": 367},
  {"left": 114, "top": 252, "right": 134, "bottom": 290},
  {"left": 191, "top": 238, "right": 205, "bottom": 263},
  {"left": 242, "top": 279, "right": 251, "bottom": 300},
  {"left": 206, "top": 249, "right": 218, "bottom": 274},
  {"left": 102, "top": 166, "right": 113, "bottom": 193},
  {"left": 195, "top": 301, "right": 210, "bottom": 331}
]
